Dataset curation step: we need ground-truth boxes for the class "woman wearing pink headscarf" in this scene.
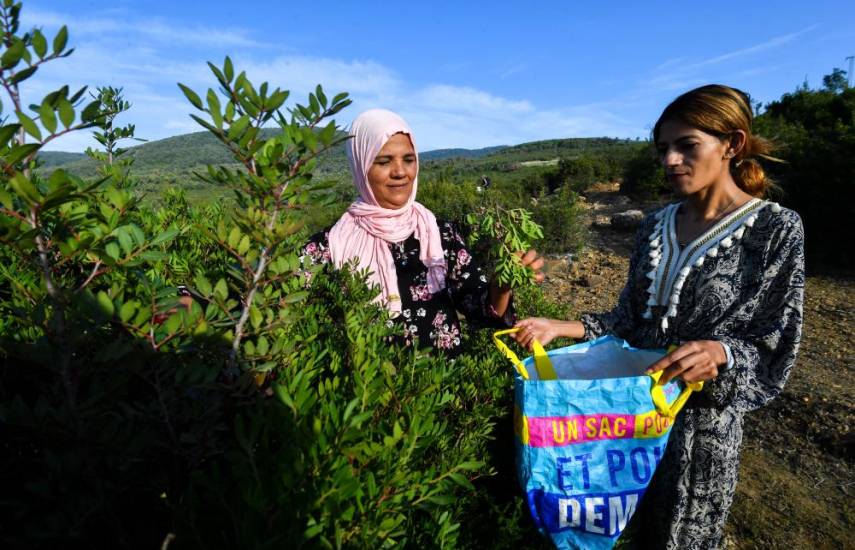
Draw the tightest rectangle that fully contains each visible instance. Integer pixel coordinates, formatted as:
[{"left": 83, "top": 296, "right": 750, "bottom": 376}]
[{"left": 301, "top": 108, "right": 543, "bottom": 357}]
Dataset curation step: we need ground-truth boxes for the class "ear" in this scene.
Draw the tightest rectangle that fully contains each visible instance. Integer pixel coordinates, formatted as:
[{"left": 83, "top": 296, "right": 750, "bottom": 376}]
[{"left": 727, "top": 130, "right": 748, "bottom": 157}]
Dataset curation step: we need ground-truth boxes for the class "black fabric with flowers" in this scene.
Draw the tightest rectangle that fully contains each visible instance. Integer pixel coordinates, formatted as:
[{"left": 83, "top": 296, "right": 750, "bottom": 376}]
[{"left": 301, "top": 220, "right": 514, "bottom": 357}]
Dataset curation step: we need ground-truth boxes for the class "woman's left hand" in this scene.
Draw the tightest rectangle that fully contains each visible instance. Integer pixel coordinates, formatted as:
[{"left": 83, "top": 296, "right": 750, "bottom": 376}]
[
  {"left": 520, "top": 249, "right": 546, "bottom": 284},
  {"left": 645, "top": 340, "right": 727, "bottom": 384}
]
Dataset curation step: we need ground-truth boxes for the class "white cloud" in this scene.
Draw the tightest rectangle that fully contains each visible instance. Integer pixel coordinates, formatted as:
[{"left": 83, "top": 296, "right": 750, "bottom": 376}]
[
  {"left": 685, "top": 25, "right": 819, "bottom": 69},
  {"left": 22, "top": 5, "right": 638, "bottom": 153},
  {"left": 24, "top": 7, "right": 268, "bottom": 49},
  {"left": 416, "top": 85, "right": 534, "bottom": 114}
]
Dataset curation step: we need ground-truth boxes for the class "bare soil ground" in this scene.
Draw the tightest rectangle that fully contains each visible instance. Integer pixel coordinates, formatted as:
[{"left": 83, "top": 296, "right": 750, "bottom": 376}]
[{"left": 540, "top": 182, "right": 854, "bottom": 549}]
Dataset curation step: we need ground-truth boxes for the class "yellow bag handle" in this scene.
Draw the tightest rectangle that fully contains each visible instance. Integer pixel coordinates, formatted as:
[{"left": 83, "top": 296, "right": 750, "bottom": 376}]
[
  {"left": 648, "top": 345, "right": 703, "bottom": 418},
  {"left": 492, "top": 328, "right": 557, "bottom": 380},
  {"left": 648, "top": 371, "right": 703, "bottom": 418}
]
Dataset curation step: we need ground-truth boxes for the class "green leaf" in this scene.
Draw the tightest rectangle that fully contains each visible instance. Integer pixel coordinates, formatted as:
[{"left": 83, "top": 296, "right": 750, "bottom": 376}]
[
  {"left": 223, "top": 56, "right": 234, "bottom": 82},
  {"left": 119, "top": 301, "right": 137, "bottom": 323},
  {"left": 177, "top": 83, "right": 203, "bottom": 110},
  {"left": 448, "top": 472, "right": 475, "bottom": 492},
  {"left": 4, "top": 143, "right": 40, "bottom": 165},
  {"left": 96, "top": 290, "right": 114, "bottom": 317},
  {"left": 80, "top": 100, "right": 102, "bottom": 123},
  {"left": 206, "top": 89, "right": 222, "bottom": 128},
  {"left": 53, "top": 26, "right": 69, "bottom": 55},
  {"left": 150, "top": 227, "right": 179, "bottom": 246},
  {"left": 227, "top": 226, "right": 240, "bottom": 248},
  {"left": 0, "top": 123, "right": 20, "bottom": 146},
  {"left": 249, "top": 304, "right": 262, "bottom": 329},
  {"left": 8, "top": 65, "right": 36, "bottom": 85},
  {"left": 227, "top": 115, "right": 250, "bottom": 140},
  {"left": 237, "top": 234, "right": 250, "bottom": 255},
  {"left": 283, "top": 291, "right": 308, "bottom": 304},
  {"left": 164, "top": 311, "right": 182, "bottom": 335},
  {"left": 39, "top": 101, "right": 57, "bottom": 134},
  {"left": 117, "top": 230, "right": 133, "bottom": 256},
  {"left": 9, "top": 173, "right": 41, "bottom": 203},
  {"left": 57, "top": 98, "right": 74, "bottom": 128},
  {"left": 105, "top": 242, "right": 120, "bottom": 260},
  {"left": 31, "top": 29, "right": 47, "bottom": 58},
  {"left": 213, "top": 278, "right": 228, "bottom": 300},
  {"left": 1, "top": 39, "right": 24, "bottom": 69},
  {"left": 194, "top": 273, "right": 212, "bottom": 297},
  {"left": 256, "top": 335, "right": 269, "bottom": 356},
  {"left": 16, "top": 110, "right": 41, "bottom": 141}
]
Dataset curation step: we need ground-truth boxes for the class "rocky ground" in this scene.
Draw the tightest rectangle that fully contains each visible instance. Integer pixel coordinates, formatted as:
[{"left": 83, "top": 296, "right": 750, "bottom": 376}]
[{"left": 540, "top": 182, "right": 854, "bottom": 549}]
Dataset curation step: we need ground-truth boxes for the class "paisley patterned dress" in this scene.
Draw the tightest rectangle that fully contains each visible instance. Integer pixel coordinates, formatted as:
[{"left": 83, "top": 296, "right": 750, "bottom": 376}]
[
  {"left": 581, "top": 199, "right": 805, "bottom": 549},
  {"left": 301, "top": 220, "right": 514, "bottom": 357}
]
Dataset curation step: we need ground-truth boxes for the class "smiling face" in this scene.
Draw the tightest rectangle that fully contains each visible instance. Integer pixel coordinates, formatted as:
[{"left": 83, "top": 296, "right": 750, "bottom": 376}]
[
  {"left": 655, "top": 119, "right": 732, "bottom": 196},
  {"left": 367, "top": 132, "right": 417, "bottom": 209}
]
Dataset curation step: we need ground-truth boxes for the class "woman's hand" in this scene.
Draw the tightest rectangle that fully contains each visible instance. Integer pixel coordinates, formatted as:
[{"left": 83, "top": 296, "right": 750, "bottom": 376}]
[
  {"left": 645, "top": 340, "right": 727, "bottom": 384},
  {"left": 518, "top": 249, "right": 545, "bottom": 284},
  {"left": 512, "top": 317, "right": 560, "bottom": 349}
]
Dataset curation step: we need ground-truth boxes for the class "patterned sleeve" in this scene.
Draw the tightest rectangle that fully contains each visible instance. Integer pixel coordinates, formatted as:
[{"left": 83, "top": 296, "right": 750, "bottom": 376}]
[
  {"left": 440, "top": 220, "right": 515, "bottom": 328},
  {"left": 707, "top": 210, "right": 805, "bottom": 412},
  {"left": 580, "top": 214, "right": 655, "bottom": 340},
  {"left": 298, "top": 229, "right": 332, "bottom": 284}
]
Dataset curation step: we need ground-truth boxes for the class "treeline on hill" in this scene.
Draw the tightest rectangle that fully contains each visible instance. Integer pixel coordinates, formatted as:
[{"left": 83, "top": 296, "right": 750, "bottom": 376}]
[{"left": 0, "top": 3, "right": 566, "bottom": 548}]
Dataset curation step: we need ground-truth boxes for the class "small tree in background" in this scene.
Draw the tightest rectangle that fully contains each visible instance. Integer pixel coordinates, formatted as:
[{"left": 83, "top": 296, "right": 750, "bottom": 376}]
[{"left": 85, "top": 86, "right": 146, "bottom": 187}]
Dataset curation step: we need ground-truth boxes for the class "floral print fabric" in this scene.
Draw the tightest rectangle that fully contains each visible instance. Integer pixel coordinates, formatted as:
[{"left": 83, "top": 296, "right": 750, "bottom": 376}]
[{"left": 302, "top": 220, "right": 513, "bottom": 357}]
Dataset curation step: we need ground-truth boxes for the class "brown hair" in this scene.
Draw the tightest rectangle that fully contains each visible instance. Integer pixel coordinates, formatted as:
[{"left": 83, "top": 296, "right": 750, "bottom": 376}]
[{"left": 653, "top": 84, "right": 778, "bottom": 197}]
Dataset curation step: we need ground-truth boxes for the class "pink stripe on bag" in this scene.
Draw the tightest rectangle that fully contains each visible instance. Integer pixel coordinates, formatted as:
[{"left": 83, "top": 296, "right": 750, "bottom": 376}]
[{"left": 527, "top": 414, "right": 636, "bottom": 448}]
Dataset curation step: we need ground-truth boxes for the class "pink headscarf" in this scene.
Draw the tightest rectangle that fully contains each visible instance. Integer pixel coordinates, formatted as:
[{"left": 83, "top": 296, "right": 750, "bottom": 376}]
[{"left": 328, "top": 109, "right": 446, "bottom": 315}]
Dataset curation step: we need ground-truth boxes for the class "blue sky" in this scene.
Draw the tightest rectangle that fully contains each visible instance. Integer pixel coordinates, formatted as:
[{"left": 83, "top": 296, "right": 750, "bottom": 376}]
[{"left": 19, "top": 0, "right": 855, "bottom": 152}]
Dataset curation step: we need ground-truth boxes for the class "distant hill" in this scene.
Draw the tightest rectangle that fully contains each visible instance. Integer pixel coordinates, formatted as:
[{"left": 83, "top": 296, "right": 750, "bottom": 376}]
[
  {"left": 420, "top": 146, "right": 507, "bottom": 160},
  {"left": 38, "top": 133, "right": 510, "bottom": 175},
  {"left": 39, "top": 151, "right": 86, "bottom": 167},
  {"left": 35, "top": 131, "right": 641, "bottom": 202}
]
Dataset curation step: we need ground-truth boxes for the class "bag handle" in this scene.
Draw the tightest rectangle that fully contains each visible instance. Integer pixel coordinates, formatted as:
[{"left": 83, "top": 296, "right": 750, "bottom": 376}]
[
  {"left": 492, "top": 328, "right": 557, "bottom": 380},
  {"left": 648, "top": 370, "right": 703, "bottom": 418}
]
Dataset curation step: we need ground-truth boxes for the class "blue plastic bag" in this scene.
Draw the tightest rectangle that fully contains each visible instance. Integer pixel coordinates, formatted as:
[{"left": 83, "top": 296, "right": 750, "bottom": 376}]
[{"left": 493, "top": 331, "right": 701, "bottom": 550}]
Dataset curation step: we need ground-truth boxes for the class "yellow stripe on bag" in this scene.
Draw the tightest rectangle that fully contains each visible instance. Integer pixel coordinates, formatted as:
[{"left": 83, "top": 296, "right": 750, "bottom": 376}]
[
  {"left": 492, "top": 329, "right": 557, "bottom": 380},
  {"left": 513, "top": 405, "right": 530, "bottom": 445}
]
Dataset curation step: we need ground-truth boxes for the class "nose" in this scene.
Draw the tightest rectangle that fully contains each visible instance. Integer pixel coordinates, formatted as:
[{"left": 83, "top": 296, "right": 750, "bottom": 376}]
[
  {"left": 390, "top": 159, "right": 406, "bottom": 178},
  {"left": 662, "top": 147, "right": 681, "bottom": 168}
]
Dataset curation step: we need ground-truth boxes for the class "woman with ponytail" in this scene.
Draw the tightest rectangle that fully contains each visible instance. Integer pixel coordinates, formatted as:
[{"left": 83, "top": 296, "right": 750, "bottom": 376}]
[
  {"left": 301, "top": 108, "right": 543, "bottom": 357},
  {"left": 515, "top": 84, "right": 804, "bottom": 548}
]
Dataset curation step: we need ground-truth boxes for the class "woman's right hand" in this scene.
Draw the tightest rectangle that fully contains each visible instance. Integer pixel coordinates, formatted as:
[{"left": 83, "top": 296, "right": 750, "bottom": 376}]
[{"left": 513, "top": 317, "right": 559, "bottom": 350}]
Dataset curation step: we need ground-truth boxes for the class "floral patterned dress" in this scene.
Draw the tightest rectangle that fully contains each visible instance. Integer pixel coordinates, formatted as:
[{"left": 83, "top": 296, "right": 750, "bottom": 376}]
[
  {"left": 581, "top": 199, "right": 805, "bottom": 549},
  {"left": 301, "top": 220, "right": 514, "bottom": 357}
]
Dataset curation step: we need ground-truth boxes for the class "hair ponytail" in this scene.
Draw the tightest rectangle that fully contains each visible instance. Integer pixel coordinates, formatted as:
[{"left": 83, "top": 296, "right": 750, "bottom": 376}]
[{"left": 733, "top": 133, "right": 777, "bottom": 197}]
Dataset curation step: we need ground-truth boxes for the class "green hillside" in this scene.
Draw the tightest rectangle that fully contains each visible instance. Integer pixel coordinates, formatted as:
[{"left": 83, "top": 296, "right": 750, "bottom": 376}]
[{"left": 37, "top": 131, "right": 643, "bottom": 204}]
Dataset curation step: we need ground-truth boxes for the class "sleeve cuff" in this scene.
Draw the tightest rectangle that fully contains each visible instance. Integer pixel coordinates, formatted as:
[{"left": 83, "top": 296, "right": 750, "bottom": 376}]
[{"left": 719, "top": 340, "right": 735, "bottom": 371}]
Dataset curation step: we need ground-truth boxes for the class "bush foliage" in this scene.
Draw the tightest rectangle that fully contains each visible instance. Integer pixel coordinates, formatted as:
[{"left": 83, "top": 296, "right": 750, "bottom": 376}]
[
  {"left": 754, "top": 79, "right": 854, "bottom": 268},
  {"left": 0, "top": 3, "right": 567, "bottom": 548}
]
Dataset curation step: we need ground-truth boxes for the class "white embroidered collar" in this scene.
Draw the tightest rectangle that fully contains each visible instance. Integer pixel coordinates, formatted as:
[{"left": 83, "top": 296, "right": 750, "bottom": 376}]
[{"left": 643, "top": 198, "right": 782, "bottom": 332}]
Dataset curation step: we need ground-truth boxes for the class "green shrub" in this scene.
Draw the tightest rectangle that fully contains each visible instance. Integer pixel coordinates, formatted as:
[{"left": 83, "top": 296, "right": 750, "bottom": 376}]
[
  {"left": 531, "top": 185, "right": 587, "bottom": 254},
  {"left": 0, "top": 6, "right": 569, "bottom": 548},
  {"left": 620, "top": 143, "right": 666, "bottom": 199},
  {"left": 754, "top": 78, "right": 855, "bottom": 268}
]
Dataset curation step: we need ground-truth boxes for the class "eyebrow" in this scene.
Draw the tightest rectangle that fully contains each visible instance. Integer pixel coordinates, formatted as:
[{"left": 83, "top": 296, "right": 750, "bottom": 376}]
[
  {"left": 373, "top": 153, "right": 416, "bottom": 161},
  {"left": 656, "top": 135, "right": 698, "bottom": 146}
]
